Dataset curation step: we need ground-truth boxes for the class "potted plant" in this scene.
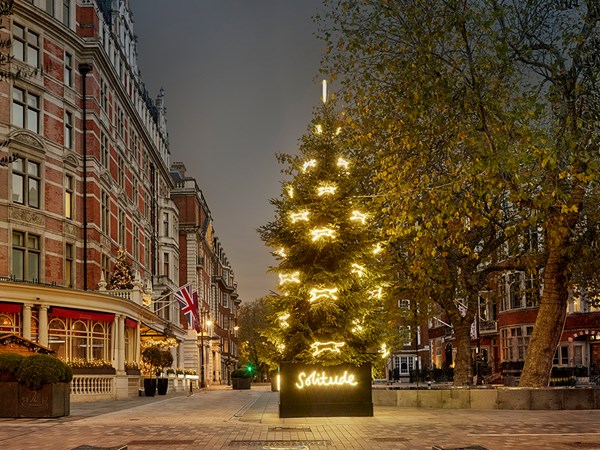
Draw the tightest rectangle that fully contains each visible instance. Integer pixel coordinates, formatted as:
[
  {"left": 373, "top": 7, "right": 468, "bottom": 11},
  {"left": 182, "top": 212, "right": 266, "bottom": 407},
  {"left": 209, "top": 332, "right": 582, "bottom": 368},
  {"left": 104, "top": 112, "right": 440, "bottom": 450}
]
[
  {"left": 157, "top": 350, "right": 174, "bottom": 395},
  {"left": 141, "top": 345, "right": 162, "bottom": 397},
  {"left": 125, "top": 361, "right": 141, "bottom": 375},
  {"left": 231, "top": 368, "right": 252, "bottom": 390}
]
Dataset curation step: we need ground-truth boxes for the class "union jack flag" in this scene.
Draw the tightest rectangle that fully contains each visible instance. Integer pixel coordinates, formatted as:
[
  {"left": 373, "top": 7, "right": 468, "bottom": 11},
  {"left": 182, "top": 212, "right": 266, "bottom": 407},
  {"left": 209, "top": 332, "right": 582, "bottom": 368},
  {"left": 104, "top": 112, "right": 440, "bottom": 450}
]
[{"left": 174, "top": 285, "right": 199, "bottom": 332}]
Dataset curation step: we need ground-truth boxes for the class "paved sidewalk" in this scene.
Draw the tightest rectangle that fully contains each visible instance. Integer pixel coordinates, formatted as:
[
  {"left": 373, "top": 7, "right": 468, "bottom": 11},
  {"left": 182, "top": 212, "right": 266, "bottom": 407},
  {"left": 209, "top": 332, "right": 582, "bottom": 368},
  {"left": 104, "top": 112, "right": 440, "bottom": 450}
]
[{"left": 0, "top": 384, "right": 599, "bottom": 449}]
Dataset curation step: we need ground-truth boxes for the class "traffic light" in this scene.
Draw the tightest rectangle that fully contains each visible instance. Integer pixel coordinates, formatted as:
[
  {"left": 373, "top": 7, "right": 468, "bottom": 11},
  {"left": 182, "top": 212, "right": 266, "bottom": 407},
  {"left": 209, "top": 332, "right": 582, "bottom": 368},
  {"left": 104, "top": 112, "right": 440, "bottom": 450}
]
[{"left": 246, "top": 364, "right": 253, "bottom": 374}]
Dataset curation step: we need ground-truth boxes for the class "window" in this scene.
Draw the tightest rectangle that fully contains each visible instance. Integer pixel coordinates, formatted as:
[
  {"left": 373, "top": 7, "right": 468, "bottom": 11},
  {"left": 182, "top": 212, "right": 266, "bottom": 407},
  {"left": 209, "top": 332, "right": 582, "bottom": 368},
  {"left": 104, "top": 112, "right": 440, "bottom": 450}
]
[
  {"left": 132, "top": 177, "right": 138, "bottom": 206},
  {"left": 63, "top": 0, "right": 70, "bottom": 27},
  {"left": 101, "top": 253, "right": 110, "bottom": 285},
  {"left": 100, "top": 133, "right": 109, "bottom": 168},
  {"left": 553, "top": 345, "right": 569, "bottom": 366},
  {"left": 12, "top": 158, "right": 40, "bottom": 208},
  {"left": 12, "top": 87, "right": 40, "bottom": 133},
  {"left": 65, "top": 174, "right": 74, "bottom": 219},
  {"left": 64, "top": 111, "right": 73, "bottom": 148},
  {"left": 12, "top": 231, "right": 41, "bottom": 282},
  {"left": 64, "top": 52, "right": 73, "bottom": 87},
  {"left": 48, "top": 317, "right": 112, "bottom": 361},
  {"left": 163, "top": 252, "right": 169, "bottom": 278},
  {"left": 163, "top": 213, "right": 169, "bottom": 237},
  {"left": 117, "top": 154, "right": 124, "bottom": 188},
  {"left": 132, "top": 225, "right": 139, "bottom": 260},
  {"left": 65, "top": 243, "right": 74, "bottom": 287},
  {"left": 393, "top": 355, "right": 415, "bottom": 375},
  {"left": 501, "top": 325, "right": 534, "bottom": 361},
  {"left": 13, "top": 23, "right": 39, "bottom": 68},
  {"left": 117, "top": 106, "right": 124, "bottom": 136},
  {"left": 45, "top": 0, "right": 55, "bottom": 16},
  {"left": 119, "top": 209, "right": 126, "bottom": 247},
  {"left": 101, "top": 191, "right": 110, "bottom": 234},
  {"left": 398, "top": 299, "right": 410, "bottom": 310},
  {"left": 100, "top": 78, "right": 108, "bottom": 112}
]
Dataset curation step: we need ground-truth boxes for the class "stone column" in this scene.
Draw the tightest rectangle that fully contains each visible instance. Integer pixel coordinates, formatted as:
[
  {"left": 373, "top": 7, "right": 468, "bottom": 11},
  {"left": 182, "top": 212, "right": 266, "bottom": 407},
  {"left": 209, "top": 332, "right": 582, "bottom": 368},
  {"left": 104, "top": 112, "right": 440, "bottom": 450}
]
[
  {"left": 117, "top": 315, "right": 126, "bottom": 372},
  {"left": 38, "top": 305, "right": 48, "bottom": 347},
  {"left": 22, "top": 303, "right": 32, "bottom": 340}
]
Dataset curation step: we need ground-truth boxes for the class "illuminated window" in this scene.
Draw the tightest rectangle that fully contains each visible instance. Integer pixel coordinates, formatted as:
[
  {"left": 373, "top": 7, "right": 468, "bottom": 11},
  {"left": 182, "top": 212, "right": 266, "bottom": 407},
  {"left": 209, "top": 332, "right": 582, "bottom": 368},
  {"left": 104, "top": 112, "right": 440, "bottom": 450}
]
[{"left": 65, "top": 174, "right": 73, "bottom": 219}]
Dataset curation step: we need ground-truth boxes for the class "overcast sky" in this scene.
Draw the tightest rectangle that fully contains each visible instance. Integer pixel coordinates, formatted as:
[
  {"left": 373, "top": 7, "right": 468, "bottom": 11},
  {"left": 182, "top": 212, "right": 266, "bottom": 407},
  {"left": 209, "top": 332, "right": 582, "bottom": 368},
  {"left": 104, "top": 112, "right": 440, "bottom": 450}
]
[{"left": 129, "top": 0, "right": 327, "bottom": 302}]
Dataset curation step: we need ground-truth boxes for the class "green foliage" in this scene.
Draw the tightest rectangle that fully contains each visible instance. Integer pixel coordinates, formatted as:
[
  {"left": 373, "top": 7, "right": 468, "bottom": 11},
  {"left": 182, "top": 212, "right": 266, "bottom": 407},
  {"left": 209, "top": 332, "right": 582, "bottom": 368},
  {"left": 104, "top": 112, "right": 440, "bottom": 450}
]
[
  {"left": 160, "top": 350, "right": 174, "bottom": 369},
  {"left": 16, "top": 354, "right": 73, "bottom": 390},
  {"left": 0, "top": 353, "right": 25, "bottom": 380},
  {"left": 231, "top": 368, "right": 252, "bottom": 378},
  {"left": 141, "top": 345, "right": 163, "bottom": 377}
]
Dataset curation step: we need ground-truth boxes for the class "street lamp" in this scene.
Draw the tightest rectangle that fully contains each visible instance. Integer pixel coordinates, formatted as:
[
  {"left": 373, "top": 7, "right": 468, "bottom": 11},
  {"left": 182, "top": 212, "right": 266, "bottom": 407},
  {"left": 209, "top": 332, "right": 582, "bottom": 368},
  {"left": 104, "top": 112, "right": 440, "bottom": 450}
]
[{"left": 200, "top": 310, "right": 211, "bottom": 388}]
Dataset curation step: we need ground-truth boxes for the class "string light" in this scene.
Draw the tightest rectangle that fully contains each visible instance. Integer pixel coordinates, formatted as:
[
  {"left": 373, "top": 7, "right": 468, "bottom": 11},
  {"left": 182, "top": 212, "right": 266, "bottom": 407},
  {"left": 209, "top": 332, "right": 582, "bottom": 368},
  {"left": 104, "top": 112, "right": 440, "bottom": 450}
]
[
  {"left": 279, "top": 272, "right": 300, "bottom": 285},
  {"left": 290, "top": 211, "right": 310, "bottom": 223},
  {"left": 311, "top": 227, "right": 336, "bottom": 241},
  {"left": 351, "top": 319, "right": 364, "bottom": 333},
  {"left": 335, "top": 127, "right": 342, "bottom": 135},
  {"left": 317, "top": 184, "right": 337, "bottom": 196},
  {"left": 310, "top": 341, "right": 345, "bottom": 356},
  {"left": 351, "top": 263, "right": 365, "bottom": 277},
  {"left": 278, "top": 313, "right": 290, "bottom": 328},
  {"left": 369, "top": 286, "right": 383, "bottom": 300},
  {"left": 309, "top": 287, "right": 338, "bottom": 302},
  {"left": 302, "top": 159, "right": 317, "bottom": 172},
  {"left": 373, "top": 243, "right": 383, "bottom": 254},
  {"left": 380, "top": 343, "right": 390, "bottom": 359},
  {"left": 350, "top": 211, "right": 367, "bottom": 224},
  {"left": 287, "top": 186, "right": 294, "bottom": 198},
  {"left": 337, "top": 158, "right": 349, "bottom": 170},
  {"left": 315, "top": 124, "right": 323, "bottom": 134},
  {"left": 275, "top": 248, "right": 287, "bottom": 258},
  {"left": 322, "top": 79, "right": 327, "bottom": 104}
]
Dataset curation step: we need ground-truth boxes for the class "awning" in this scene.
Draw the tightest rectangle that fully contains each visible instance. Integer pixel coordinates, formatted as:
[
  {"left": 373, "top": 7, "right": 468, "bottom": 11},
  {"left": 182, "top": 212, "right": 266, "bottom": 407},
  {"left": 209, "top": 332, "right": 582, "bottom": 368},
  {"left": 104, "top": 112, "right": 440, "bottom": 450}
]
[
  {"left": 51, "top": 307, "right": 115, "bottom": 322},
  {"left": 125, "top": 318, "right": 138, "bottom": 328},
  {"left": 140, "top": 321, "right": 167, "bottom": 338},
  {"left": 0, "top": 303, "right": 22, "bottom": 313}
]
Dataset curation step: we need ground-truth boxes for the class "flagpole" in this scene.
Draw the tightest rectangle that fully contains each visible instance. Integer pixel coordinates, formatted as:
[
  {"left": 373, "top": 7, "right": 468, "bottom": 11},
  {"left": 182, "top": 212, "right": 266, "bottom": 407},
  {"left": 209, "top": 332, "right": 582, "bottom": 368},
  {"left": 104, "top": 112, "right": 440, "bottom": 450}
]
[{"left": 153, "top": 281, "right": 194, "bottom": 313}]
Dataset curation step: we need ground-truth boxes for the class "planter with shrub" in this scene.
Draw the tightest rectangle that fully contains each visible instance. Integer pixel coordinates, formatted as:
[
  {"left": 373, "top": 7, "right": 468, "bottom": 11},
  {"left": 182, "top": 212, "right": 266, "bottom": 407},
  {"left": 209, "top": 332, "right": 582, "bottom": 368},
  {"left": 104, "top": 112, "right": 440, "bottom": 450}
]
[
  {"left": 0, "top": 353, "right": 72, "bottom": 418},
  {"left": 231, "top": 368, "right": 251, "bottom": 390}
]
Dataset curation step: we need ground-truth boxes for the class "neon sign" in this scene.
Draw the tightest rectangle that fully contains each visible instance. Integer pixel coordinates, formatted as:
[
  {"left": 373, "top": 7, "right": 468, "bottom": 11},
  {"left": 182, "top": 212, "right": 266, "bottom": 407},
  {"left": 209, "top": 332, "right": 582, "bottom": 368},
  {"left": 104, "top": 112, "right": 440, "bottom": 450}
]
[
  {"left": 310, "top": 341, "right": 345, "bottom": 356},
  {"left": 295, "top": 370, "right": 358, "bottom": 389}
]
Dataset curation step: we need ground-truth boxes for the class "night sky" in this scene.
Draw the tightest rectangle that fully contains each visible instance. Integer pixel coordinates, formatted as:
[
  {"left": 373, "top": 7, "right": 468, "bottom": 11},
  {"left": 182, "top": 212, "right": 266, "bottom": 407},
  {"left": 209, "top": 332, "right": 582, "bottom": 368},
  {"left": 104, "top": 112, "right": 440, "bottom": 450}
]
[{"left": 129, "top": 0, "right": 327, "bottom": 302}]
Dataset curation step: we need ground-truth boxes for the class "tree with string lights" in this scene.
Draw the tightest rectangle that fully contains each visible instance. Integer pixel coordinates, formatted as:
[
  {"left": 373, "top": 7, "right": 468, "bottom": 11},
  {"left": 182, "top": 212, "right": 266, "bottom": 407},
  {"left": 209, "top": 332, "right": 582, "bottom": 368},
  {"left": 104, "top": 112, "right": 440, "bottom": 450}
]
[
  {"left": 259, "top": 82, "right": 391, "bottom": 369},
  {"left": 107, "top": 247, "right": 134, "bottom": 290}
]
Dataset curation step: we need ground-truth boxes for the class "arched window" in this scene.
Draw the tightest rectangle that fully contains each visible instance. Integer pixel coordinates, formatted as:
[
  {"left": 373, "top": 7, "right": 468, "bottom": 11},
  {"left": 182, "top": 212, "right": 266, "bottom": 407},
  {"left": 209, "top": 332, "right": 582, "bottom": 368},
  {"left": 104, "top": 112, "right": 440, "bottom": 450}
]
[
  {"left": 92, "top": 323, "right": 107, "bottom": 360},
  {"left": 0, "top": 314, "right": 14, "bottom": 334},
  {"left": 71, "top": 320, "right": 87, "bottom": 360},
  {"left": 48, "top": 318, "right": 67, "bottom": 358}
]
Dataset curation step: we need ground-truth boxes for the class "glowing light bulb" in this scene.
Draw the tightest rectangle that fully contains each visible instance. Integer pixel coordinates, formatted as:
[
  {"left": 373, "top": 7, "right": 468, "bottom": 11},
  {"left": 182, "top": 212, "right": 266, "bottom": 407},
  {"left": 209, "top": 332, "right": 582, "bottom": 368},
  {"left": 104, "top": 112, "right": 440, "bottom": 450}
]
[
  {"left": 278, "top": 313, "right": 290, "bottom": 328},
  {"left": 275, "top": 248, "right": 287, "bottom": 258},
  {"left": 350, "top": 211, "right": 367, "bottom": 224},
  {"left": 351, "top": 263, "right": 365, "bottom": 277},
  {"left": 373, "top": 243, "right": 383, "bottom": 254},
  {"left": 335, "top": 127, "right": 342, "bottom": 135},
  {"left": 287, "top": 186, "right": 294, "bottom": 198},
  {"left": 337, "top": 158, "right": 349, "bottom": 170},
  {"left": 310, "top": 341, "right": 345, "bottom": 356},
  {"left": 317, "top": 184, "right": 337, "bottom": 196},
  {"left": 290, "top": 211, "right": 310, "bottom": 223},
  {"left": 311, "top": 227, "right": 336, "bottom": 241},
  {"left": 302, "top": 159, "right": 317, "bottom": 172},
  {"left": 322, "top": 79, "right": 327, "bottom": 104},
  {"left": 279, "top": 272, "right": 300, "bottom": 285},
  {"left": 351, "top": 319, "right": 364, "bottom": 333},
  {"left": 315, "top": 124, "right": 323, "bottom": 134},
  {"left": 309, "top": 287, "right": 338, "bottom": 302}
]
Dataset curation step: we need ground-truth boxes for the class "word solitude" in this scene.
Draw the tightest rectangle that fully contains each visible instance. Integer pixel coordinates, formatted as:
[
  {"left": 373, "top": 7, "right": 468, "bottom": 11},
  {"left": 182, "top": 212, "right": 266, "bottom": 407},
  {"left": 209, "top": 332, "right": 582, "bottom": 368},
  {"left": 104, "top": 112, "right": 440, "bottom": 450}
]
[{"left": 295, "top": 370, "right": 358, "bottom": 389}]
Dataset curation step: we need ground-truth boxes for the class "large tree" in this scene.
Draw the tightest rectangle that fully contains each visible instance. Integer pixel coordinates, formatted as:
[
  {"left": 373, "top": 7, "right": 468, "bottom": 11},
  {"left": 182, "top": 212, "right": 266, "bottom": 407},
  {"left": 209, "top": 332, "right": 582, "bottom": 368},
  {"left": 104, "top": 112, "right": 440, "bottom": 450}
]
[{"left": 319, "top": 0, "right": 600, "bottom": 386}]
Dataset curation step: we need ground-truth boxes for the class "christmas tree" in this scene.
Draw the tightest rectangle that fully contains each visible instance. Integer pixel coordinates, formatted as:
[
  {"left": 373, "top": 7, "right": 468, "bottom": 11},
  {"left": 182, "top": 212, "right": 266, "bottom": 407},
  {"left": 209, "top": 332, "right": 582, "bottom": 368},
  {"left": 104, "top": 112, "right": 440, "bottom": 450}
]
[
  {"left": 259, "top": 83, "right": 390, "bottom": 367},
  {"left": 107, "top": 247, "right": 134, "bottom": 290}
]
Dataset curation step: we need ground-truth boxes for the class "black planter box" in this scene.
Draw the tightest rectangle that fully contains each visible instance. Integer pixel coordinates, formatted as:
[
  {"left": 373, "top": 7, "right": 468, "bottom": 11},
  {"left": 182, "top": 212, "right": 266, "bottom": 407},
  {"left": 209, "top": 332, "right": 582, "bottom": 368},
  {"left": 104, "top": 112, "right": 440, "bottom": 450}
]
[
  {"left": 279, "top": 362, "right": 373, "bottom": 418},
  {"left": 232, "top": 377, "right": 251, "bottom": 389}
]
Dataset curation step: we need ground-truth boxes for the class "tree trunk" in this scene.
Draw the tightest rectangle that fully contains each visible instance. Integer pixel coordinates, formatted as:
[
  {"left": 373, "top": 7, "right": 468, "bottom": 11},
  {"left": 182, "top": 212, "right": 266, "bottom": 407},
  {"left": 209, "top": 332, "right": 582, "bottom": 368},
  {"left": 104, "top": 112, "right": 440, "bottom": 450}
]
[
  {"left": 519, "top": 246, "right": 569, "bottom": 387},
  {"left": 452, "top": 319, "right": 473, "bottom": 386}
]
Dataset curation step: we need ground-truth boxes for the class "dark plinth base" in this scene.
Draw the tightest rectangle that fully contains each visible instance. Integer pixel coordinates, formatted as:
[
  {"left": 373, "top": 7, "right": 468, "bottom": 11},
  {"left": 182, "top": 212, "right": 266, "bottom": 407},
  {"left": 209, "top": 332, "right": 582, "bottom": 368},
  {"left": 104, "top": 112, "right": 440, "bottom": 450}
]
[{"left": 278, "top": 362, "right": 373, "bottom": 418}]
